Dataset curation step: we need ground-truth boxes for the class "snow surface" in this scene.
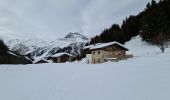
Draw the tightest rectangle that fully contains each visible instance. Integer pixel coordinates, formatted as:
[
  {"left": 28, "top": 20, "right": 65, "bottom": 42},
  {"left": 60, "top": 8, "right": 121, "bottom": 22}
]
[
  {"left": 8, "top": 51, "right": 18, "bottom": 57},
  {"left": 0, "top": 36, "right": 170, "bottom": 100},
  {"left": 125, "top": 36, "right": 165, "bottom": 56}
]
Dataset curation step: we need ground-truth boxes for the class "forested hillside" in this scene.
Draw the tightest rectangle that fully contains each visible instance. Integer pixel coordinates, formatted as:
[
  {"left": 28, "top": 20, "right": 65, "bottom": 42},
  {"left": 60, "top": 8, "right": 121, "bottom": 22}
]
[{"left": 89, "top": 0, "right": 170, "bottom": 50}]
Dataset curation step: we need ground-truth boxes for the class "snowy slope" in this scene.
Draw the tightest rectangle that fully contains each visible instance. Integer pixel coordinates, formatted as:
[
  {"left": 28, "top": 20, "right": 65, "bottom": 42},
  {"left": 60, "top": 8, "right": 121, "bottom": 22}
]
[
  {"left": 9, "top": 38, "right": 48, "bottom": 55},
  {"left": 125, "top": 36, "right": 163, "bottom": 56},
  {"left": 0, "top": 33, "right": 48, "bottom": 55},
  {"left": 50, "top": 32, "right": 89, "bottom": 48},
  {"left": 0, "top": 36, "right": 170, "bottom": 100}
]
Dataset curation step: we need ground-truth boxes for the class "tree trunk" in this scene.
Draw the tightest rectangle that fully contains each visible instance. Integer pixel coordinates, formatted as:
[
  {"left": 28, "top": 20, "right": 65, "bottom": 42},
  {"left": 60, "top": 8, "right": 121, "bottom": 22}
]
[{"left": 160, "top": 46, "right": 165, "bottom": 53}]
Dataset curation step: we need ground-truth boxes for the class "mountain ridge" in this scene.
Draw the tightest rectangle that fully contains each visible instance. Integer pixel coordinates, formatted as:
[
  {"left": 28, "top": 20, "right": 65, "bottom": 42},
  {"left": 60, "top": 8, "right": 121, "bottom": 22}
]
[{"left": 0, "top": 32, "right": 89, "bottom": 61}]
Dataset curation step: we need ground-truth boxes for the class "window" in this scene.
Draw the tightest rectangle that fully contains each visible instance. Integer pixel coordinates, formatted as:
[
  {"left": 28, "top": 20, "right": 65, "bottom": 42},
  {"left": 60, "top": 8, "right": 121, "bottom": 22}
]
[
  {"left": 115, "top": 51, "right": 121, "bottom": 56},
  {"left": 98, "top": 59, "right": 100, "bottom": 62},
  {"left": 98, "top": 51, "right": 100, "bottom": 54},
  {"left": 93, "top": 51, "right": 95, "bottom": 55}
]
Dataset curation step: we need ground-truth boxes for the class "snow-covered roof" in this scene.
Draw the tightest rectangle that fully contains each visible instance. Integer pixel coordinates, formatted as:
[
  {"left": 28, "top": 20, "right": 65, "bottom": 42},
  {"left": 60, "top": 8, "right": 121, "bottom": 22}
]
[
  {"left": 84, "top": 45, "right": 94, "bottom": 49},
  {"left": 51, "top": 52, "right": 72, "bottom": 58},
  {"left": 34, "top": 59, "right": 52, "bottom": 63},
  {"left": 90, "top": 41, "right": 128, "bottom": 50},
  {"left": 83, "top": 43, "right": 102, "bottom": 49}
]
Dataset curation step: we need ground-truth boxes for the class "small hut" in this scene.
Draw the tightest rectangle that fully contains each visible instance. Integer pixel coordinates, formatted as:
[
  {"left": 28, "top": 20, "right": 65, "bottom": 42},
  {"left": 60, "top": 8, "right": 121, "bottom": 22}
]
[{"left": 49, "top": 52, "right": 72, "bottom": 63}]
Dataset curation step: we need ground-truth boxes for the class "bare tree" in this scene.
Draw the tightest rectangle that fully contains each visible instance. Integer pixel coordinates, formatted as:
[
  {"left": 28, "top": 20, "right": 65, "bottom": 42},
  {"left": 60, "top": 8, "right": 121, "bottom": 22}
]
[{"left": 152, "top": 33, "right": 168, "bottom": 53}]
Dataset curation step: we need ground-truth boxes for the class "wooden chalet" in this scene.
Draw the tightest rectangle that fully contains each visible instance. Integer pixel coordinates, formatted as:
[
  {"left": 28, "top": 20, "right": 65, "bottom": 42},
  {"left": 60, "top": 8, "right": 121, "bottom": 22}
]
[{"left": 84, "top": 41, "right": 129, "bottom": 64}]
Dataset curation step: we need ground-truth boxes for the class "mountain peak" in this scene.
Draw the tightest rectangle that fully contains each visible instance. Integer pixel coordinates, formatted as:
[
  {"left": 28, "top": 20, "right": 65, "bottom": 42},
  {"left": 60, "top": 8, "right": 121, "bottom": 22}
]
[{"left": 64, "top": 32, "right": 89, "bottom": 40}]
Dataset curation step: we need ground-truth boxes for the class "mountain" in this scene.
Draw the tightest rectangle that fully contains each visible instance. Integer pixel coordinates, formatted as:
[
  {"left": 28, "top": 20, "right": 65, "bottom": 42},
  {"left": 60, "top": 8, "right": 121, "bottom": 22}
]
[
  {"left": 0, "top": 39, "right": 32, "bottom": 64},
  {"left": 64, "top": 32, "right": 89, "bottom": 41},
  {"left": 8, "top": 38, "right": 47, "bottom": 55},
  {"left": 29, "top": 33, "right": 89, "bottom": 61},
  {"left": 1, "top": 33, "right": 89, "bottom": 61}
]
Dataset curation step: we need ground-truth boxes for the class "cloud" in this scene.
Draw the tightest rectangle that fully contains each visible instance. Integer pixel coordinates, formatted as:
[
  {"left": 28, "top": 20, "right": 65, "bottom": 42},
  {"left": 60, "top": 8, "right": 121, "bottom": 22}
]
[
  {"left": 80, "top": 0, "right": 156, "bottom": 36},
  {"left": 0, "top": 0, "right": 158, "bottom": 40}
]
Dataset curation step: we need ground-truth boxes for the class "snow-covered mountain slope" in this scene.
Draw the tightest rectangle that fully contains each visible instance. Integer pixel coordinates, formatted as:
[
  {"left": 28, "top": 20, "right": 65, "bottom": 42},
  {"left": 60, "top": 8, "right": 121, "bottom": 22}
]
[
  {"left": 1, "top": 33, "right": 89, "bottom": 61},
  {"left": 8, "top": 38, "right": 48, "bottom": 55},
  {"left": 0, "top": 33, "right": 48, "bottom": 55},
  {"left": 64, "top": 32, "right": 89, "bottom": 42},
  {"left": 29, "top": 33, "right": 88, "bottom": 61},
  {"left": 50, "top": 32, "right": 89, "bottom": 48},
  {"left": 125, "top": 36, "right": 163, "bottom": 56}
]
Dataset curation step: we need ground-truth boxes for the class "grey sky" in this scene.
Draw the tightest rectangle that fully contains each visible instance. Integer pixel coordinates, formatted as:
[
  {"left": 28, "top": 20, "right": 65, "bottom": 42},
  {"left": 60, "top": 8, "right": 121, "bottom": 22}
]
[{"left": 0, "top": 0, "right": 157, "bottom": 40}]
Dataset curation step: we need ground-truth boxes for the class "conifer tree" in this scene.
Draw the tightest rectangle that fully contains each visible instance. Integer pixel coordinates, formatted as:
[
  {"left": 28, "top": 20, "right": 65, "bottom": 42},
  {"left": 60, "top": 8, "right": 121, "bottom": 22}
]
[{"left": 0, "top": 39, "right": 8, "bottom": 55}]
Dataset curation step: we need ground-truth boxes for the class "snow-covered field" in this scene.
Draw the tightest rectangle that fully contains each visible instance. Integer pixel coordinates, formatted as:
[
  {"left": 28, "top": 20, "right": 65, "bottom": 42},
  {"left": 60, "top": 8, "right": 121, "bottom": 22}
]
[{"left": 0, "top": 36, "right": 170, "bottom": 100}]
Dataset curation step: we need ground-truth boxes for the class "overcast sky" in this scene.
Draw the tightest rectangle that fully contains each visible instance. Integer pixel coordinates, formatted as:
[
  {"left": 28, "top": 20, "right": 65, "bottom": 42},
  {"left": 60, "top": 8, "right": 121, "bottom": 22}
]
[{"left": 0, "top": 0, "right": 158, "bottom": 40}]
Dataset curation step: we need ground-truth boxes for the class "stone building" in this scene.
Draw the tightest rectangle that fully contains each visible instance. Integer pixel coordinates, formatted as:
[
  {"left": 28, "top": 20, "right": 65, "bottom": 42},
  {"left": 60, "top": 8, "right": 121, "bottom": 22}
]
[{"left": 84, "top": 42, "right": 129, "bottom": 64}]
